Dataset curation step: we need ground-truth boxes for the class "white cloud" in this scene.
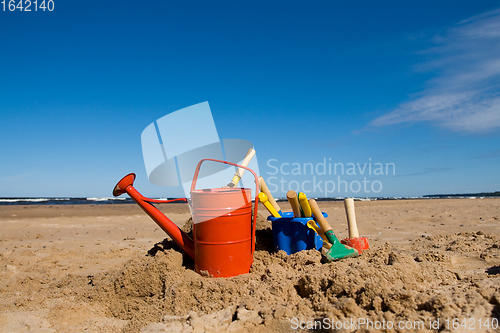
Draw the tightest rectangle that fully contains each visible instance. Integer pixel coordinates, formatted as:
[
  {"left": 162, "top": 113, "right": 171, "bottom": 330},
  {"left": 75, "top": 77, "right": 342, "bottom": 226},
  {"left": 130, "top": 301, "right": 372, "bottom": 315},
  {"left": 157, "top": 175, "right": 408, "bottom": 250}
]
[{"left": 371, "top": 9, "right": 500, "bottom": 133}]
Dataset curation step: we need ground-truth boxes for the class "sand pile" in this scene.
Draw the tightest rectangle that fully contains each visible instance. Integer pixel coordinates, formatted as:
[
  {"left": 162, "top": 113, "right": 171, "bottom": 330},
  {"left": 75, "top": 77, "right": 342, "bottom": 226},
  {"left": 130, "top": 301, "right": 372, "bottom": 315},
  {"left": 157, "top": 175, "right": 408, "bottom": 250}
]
[{"left": 37, "top": 216, "right": 499, "bottom": 332}]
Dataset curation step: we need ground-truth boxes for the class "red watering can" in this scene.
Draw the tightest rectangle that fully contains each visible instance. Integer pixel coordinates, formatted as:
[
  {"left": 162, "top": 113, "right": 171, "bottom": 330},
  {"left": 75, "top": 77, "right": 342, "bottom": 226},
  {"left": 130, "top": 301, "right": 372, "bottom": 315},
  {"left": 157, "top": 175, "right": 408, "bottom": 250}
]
[{"left": 112, "top": 159, "right": 260, "bottom": 278}]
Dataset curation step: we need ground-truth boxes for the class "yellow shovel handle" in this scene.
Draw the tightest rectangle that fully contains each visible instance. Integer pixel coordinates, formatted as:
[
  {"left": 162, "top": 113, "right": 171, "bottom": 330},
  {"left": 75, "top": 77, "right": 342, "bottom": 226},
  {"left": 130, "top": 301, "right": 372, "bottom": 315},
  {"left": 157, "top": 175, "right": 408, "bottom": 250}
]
[
  {"left": 259, "top": 192, "right": 281, "bottom": 218},
  {"left": 298, "top": 192, "right": 312, "bottom": 217},
  {"left": 258, "top": 177, "right": 281, "bottom": 213},
  {"left": 306, "top": 220, "right": 331, "bottom": 249}
]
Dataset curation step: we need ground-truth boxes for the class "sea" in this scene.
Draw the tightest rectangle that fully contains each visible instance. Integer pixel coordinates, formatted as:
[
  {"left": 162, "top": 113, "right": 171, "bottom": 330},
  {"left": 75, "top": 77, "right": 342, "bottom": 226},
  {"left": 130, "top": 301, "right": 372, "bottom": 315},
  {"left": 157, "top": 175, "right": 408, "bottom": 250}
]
[
  {"left": 0, "top": 195, "right": 496, "bottom": 206},
  {"left": 0, "top": 197, "right": 140, "bottom": 205}
]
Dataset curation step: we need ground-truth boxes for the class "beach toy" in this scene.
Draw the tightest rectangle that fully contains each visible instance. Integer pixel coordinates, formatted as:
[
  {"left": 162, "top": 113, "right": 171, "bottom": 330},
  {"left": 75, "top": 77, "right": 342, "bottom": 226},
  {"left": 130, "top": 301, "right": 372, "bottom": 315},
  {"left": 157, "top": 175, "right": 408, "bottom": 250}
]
[
  {"left": 268, "top": 212, "right": 324, "bottom": 255},
  {"left": 112, "top": 158, "right": 259, "bottom": 278},
  {"left": 224, "top": 148, "right": 255, "bottom": 188},
  {"left": 298, "top": 192, "right": 312, "bottom": 217},
  {"left": 258, "top": 177, "right": 281, "bottom": 215},
  {"left": 340, "top": 198, "right": 370, "bottom": 254},
  {"left": 286, "top": 190, "right": 301, "bottom": 218},
  {"left": 259, "top": 192, "right": 281, "bottom": 218},
  {"left": 306, "top": 220, "right": 331, "bottom": 249},
  {"left": 309, "top": 199, "right": 359, "bottom": 261}
]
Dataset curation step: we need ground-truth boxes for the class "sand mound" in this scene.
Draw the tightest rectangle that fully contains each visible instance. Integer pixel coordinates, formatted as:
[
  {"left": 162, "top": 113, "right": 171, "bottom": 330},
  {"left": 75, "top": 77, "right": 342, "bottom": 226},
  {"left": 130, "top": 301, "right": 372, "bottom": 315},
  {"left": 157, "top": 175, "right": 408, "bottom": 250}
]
[{"left": 42, "top": 216, "right": 500, "bottom": 332}]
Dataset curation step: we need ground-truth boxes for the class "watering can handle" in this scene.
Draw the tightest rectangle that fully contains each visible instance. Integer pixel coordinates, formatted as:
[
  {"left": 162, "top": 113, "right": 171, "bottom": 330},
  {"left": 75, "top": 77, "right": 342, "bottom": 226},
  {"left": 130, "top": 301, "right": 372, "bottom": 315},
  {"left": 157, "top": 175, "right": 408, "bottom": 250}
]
[{"left": 191, "top": 158, "right": 260, "bottom": 253}]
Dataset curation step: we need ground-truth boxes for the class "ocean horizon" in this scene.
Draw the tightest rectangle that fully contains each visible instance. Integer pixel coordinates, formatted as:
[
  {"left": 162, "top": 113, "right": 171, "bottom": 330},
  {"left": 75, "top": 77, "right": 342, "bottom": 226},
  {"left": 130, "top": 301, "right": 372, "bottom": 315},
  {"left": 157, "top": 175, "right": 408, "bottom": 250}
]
[{"left": 0, "top": 195, "right": 498, "bottom": 206}]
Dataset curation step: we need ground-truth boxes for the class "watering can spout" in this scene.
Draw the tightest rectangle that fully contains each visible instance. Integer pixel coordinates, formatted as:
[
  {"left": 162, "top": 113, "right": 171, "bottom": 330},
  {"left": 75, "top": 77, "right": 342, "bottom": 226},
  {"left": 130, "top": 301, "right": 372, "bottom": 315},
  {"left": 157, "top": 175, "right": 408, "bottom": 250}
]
[
  {"left": 113, "top": 173, "right": 136, "bottom": 197},
  {"left": 112, "top": 173, "right": 195, "bottom": 260}
]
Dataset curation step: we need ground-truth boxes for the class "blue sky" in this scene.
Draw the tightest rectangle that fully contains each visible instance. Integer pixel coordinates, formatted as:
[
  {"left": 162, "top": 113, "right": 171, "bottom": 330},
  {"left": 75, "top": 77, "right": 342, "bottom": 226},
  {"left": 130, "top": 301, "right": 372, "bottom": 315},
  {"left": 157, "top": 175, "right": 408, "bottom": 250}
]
[{"left": 1, "top": 0, "right": 499, "bottom": 198}]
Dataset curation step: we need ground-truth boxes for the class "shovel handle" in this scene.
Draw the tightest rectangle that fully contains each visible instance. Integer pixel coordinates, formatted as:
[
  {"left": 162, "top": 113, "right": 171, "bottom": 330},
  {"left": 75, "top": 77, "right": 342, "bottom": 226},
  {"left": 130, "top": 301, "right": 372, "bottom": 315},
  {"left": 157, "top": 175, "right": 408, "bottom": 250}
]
[
  {"left": 309, "top": 199, "right": 332, "bottom": 233},
  {"left": 229, "top": 148, "right": 255, "bottom": 186},
  {"left": 286, "top": 190, "right": 301, "bottom": 218},
  {"left": 259, "top": 177, "right": 281, "bottom": 213},
  {"left": 298, "top": 192, "right": 312, "bottom": 217},
  {"left": 306, "top": 220, "right": 331, "bottom": 249},
  {"left": 259, "top": 192, "right": 281, "bottom": 218},
  {"left": 344, "top": 198, "right": 359, "bottom": 238}
]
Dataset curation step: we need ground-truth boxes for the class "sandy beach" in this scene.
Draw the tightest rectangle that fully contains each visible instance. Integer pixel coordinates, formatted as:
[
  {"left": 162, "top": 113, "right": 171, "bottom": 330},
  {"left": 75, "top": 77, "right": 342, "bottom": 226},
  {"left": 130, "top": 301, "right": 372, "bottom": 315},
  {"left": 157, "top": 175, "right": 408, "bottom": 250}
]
[{"left": 0, "top": 199, "right": 499, "bottom": 332}]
